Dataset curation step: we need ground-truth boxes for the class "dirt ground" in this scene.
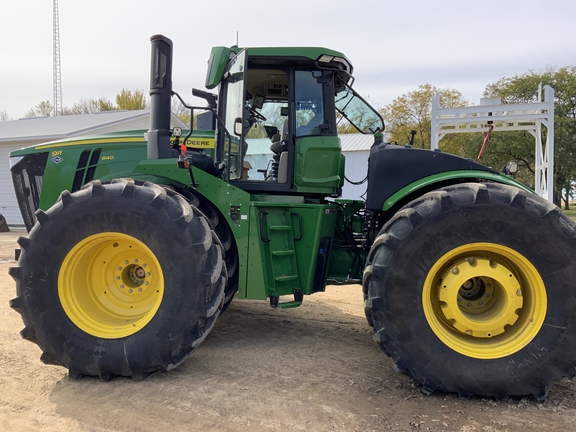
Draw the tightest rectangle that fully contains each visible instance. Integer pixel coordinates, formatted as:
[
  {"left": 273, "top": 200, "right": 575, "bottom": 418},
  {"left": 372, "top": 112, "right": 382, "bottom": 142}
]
[{"left": 1, "top": 230, "right": 576, "bottom": 431}]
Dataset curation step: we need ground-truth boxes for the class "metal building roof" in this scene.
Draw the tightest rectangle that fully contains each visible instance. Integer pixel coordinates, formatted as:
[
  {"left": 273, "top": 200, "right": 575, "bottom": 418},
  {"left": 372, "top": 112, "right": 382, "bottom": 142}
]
[{"left": 0, "top": 110, "right": 185, "bottom": 143}]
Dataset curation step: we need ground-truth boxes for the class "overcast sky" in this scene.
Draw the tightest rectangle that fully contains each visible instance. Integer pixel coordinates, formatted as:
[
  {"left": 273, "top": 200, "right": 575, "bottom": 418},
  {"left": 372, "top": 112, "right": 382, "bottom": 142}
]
[{"left": 2, "top": 0, "right": 574, "bottom": 119}]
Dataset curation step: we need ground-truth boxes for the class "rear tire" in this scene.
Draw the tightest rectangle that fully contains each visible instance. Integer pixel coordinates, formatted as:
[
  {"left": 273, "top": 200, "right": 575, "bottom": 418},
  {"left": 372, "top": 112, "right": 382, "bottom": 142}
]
[
  {"left": 9, "top": 179, "right": 225, "bottom": 380},
  {"left": 363, "top": 183, "right": 576, "bottom": 400},
  {"left": 174, "top": 188, "right": 238, "bottom": 310}
]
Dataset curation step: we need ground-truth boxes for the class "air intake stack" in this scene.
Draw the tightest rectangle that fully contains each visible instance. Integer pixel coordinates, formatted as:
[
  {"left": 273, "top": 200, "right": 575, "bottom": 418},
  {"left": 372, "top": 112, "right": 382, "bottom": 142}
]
[{"left": 148, "top": 35, "right": 174, "bottom": 160}]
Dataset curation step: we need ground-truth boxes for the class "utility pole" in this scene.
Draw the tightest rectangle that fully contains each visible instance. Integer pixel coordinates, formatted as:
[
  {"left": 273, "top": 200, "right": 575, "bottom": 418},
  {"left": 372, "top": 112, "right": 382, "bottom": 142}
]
[{"left": 53, "top": 0, "right": 62, "bottom": 116}]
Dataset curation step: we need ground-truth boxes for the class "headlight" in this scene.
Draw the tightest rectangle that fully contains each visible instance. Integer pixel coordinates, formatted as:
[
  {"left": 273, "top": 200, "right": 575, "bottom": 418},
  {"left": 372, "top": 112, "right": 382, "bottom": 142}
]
[{"left": 502, "top": 161, "right": 519, "bottom": 176}]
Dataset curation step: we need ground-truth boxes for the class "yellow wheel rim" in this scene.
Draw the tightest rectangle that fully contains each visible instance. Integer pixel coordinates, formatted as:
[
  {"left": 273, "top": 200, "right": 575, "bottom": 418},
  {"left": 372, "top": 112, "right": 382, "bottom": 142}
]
[
  {"left": 422, "top": 243, "right": 546, "bottom": 359},
  {"left": 59, "top": 233, "right": 164, "bottom": 339}
]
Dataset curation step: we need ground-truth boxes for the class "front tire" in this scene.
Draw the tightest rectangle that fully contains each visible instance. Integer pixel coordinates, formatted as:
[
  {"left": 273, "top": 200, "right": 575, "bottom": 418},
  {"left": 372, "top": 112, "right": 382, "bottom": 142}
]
[
  {"left": 9, "top": 179, "right": 226, "bottom": 380},
  {"left": 363, "top": 183, "right": 576, "bottom": 400}
]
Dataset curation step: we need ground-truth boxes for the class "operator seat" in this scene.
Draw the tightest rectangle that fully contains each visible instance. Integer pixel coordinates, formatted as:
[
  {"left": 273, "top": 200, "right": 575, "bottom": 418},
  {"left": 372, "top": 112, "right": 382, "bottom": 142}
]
[{"left": 269, "top": 118, "right": 289, "bottom": 182}]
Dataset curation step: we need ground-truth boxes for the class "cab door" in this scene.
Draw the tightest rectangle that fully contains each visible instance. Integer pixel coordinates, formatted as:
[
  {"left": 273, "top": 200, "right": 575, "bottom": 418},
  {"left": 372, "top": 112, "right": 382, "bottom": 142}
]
[{"left": 218, "top": 49, "right": 248, "bottom": 181}]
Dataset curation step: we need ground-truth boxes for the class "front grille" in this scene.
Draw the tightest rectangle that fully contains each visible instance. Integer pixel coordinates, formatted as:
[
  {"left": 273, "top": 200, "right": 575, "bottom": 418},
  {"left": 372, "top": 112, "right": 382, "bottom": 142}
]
[
  {"left": 11, "top": 152, "right": 48, "bottom": 232},
  {"left": 72, "top": 149, "right": 101, "bottom": 192}
]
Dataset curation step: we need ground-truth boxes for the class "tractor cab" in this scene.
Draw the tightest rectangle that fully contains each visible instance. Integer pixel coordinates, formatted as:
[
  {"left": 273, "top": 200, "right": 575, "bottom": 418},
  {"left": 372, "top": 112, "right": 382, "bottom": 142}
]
[{"left": 204, "top": 46, "right": 384, "bottom": 197}]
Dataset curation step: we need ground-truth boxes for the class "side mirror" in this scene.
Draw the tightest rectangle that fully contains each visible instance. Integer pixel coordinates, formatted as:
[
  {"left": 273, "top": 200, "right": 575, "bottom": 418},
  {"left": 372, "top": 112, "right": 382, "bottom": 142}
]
[{"left": 234, "top": 117, "right": 243, "bottom": 136}]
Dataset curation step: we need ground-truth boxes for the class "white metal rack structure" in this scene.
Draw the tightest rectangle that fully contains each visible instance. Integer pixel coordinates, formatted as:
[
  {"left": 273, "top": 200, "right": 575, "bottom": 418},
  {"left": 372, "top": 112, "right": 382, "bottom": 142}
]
[{"left": 431, "top": 85, "right": 555, "bottom": 202}]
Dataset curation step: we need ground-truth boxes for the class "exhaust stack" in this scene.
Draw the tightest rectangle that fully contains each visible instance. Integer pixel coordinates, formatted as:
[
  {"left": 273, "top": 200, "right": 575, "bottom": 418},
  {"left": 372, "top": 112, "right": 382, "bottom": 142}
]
[{"left": 148, "top": 35, "right": 174, "bottom": 160}]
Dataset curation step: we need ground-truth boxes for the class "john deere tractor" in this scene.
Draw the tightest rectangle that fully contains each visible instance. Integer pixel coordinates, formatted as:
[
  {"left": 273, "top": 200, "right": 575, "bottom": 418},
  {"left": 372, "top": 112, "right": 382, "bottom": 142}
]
[{"left": 9, "top": 35, "right": 576, "bottom": 399}]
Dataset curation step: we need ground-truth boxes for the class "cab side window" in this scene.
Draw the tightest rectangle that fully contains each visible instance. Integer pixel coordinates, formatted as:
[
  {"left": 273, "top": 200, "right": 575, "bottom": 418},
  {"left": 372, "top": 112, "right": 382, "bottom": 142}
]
[{"left": 295, "top": 71, "right": 325, "bottom": 137}]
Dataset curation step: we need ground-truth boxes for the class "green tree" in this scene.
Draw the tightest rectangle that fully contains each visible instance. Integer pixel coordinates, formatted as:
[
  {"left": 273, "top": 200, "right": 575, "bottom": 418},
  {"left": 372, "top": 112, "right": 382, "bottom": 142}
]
[
  {"left": 483, "top": 66, "right": 576, "bottom": 208},
  {"left": 381, "top": 84, "right": 467, "bottom": 149},
  {"left": 115, "top": 89, "right": 147, "bottom": 110},
  {"left": 463, "top": 130, "right": 536, "bottom": 188},
  {"left": 97, "top": 97, "right": 116, "bottom": 111}
]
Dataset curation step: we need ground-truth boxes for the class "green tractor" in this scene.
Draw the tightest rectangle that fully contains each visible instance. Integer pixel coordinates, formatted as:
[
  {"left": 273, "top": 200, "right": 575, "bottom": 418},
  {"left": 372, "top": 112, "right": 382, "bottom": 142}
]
[{"left": 9, "top": 35, "right": 576, "bottom": 399}]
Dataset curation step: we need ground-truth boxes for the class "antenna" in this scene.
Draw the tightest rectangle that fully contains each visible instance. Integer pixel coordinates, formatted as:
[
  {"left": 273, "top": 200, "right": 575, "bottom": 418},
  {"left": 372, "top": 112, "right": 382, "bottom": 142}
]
[{"left": 53, "top": 0, "right": 62, "bottom": 116}]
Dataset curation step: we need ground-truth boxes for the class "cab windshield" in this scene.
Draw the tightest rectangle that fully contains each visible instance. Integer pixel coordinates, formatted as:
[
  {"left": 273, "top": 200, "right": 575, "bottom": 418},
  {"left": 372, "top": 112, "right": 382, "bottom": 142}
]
[{"left": 335, "top": 78, "right": 384, "bottom": 134}]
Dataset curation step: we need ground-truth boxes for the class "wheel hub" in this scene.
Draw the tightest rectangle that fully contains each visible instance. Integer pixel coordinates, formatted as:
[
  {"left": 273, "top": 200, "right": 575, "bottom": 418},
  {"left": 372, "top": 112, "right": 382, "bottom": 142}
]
[
  {"left": 422, "top": 242, "right": 547, "bottom": 359},
  {"left": 117, "top": 260, "right": 151, "bottom": 291},
  {"left": 59, "top": 233, "right": 164, "bottom": 339},
  {"left": 437, "top": 257, "right": 523, "bottom": 338}
]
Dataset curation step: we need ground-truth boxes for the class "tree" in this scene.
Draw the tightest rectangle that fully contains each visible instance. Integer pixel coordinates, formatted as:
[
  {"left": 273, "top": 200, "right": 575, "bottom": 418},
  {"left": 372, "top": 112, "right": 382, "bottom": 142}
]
[
  {"left": 25, "top": 100, "right": 54, "bottom": 118},
  {"left": 97, "top": 97, "right": 116, "bottom": 111},
  {"left": 0, "top": 110, "right": 10, "bottom": 121},
  {"left": 62, "top": 98, "right": 102, "bottom": 115},
  {"left": 464, "top": 130, "right": 537, "bottom": 188},
  {"left": 171, "top": 98, "right": 196, "bottom": 127},
  {"left": 483, "top": 67, "right": 576, "bottom": 208},
  {"left": 115, "top": 89, "right": 147, "bottom": 110},
  {"left": 21, "top": 90, "right": 146, "bottom": 119},
  {"left": 381, "top": 84, "right": 468, "bottom": 149}
]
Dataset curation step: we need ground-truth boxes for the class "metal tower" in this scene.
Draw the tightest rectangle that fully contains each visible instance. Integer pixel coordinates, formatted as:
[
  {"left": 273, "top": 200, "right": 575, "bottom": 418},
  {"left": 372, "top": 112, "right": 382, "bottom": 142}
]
[{"left": 53, "top": 0, "right": 62, "bottom": 116}]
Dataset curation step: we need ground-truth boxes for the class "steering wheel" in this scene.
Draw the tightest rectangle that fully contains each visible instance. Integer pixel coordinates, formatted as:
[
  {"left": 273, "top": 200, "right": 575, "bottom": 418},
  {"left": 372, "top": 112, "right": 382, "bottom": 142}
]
[{"left": 247, "top": 106, "right": 266, "bottom": 122}]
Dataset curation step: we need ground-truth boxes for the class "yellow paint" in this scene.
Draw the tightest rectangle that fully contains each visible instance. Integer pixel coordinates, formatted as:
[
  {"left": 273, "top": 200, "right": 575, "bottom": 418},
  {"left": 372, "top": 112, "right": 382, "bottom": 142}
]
[
  {"left": 422, "top": 243, "right": 547, "bottom": 359},
  {"left": 58, "top": 232, "right": 164, "bottom": 339},
  {"left": 37, "top": 137, "right": 145, "bottom": 150},
  {"left": 170, "top": 137, "right": 215, "bottom": 149}
]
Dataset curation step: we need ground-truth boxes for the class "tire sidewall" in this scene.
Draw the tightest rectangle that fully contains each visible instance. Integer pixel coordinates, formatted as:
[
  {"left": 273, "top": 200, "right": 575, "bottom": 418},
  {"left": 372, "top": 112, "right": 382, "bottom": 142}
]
[
  {"left": 366, "top": 184, "right": 576, "bottom": 395},
  {"left": 20, "top": 183, "right": 222, "bottom": 376}
]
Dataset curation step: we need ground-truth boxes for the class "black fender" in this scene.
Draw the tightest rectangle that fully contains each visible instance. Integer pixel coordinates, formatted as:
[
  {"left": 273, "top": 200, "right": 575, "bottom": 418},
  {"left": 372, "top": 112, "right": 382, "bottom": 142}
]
[{"left": 365, "top": 143, "right": 529, "bottom": 211}]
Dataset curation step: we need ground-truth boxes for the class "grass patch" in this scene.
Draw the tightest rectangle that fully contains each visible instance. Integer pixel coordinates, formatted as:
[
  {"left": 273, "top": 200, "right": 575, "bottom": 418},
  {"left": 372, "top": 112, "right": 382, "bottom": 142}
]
[{"left": 562, "top": 209, "right": 576, "bottom": 221}]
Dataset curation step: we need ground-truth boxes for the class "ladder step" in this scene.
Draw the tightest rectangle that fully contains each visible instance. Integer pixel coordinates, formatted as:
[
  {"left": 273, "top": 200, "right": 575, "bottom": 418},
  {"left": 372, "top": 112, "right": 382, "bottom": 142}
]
[
  {"left": 269, "top": 225, "right": 292, "bottom": 231},
  {"left": 274, "top": 275, "right": 299, "bottom": 282},
  {"left": 277, "top": 301, "right": 302, "bottom": 309},
  {"left": 272, "top": 250, "right": 295, "bottom": 256}
]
